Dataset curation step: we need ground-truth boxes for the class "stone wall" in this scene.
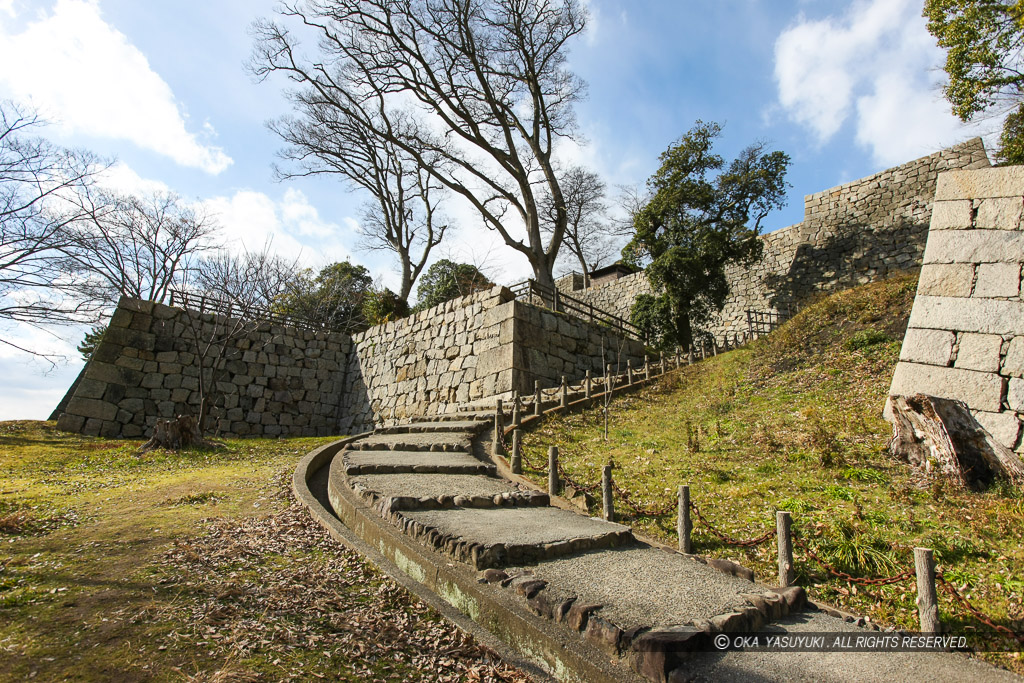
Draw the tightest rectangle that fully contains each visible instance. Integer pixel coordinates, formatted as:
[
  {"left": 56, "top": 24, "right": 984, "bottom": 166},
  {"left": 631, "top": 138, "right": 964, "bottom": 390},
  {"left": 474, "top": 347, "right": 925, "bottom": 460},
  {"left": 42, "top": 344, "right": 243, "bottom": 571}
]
[
  {"left": 338, "top": 286, "right": 645, "bottom": 429},
  {"left": 561, "top": 139, "right": 991, "bottom": 340},
  {"left": 339, "top": 287, "right": 514, "bottom": 430},
  {"left": 888, "top": 166, "right": 1024, "bottom": 453},
  {"left": 55, "top": 297, "right": 352, "bottom": 438}
]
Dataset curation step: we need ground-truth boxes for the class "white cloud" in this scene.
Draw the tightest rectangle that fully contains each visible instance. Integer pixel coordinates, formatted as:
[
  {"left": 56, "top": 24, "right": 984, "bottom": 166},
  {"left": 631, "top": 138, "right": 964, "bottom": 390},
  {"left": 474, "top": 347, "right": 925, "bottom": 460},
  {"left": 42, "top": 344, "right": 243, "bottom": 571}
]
[
  {"left": 98, "top": 162, "right": 171, "bottom": 196},
  {"left": 773, "top": 0, "right": 989, "bottom": 165},
  {"left": 202, "top": 188, "right": 355, "bottom": 268},
  {"left": 0, "top": 0, "right": 232, "bottom": 173}
]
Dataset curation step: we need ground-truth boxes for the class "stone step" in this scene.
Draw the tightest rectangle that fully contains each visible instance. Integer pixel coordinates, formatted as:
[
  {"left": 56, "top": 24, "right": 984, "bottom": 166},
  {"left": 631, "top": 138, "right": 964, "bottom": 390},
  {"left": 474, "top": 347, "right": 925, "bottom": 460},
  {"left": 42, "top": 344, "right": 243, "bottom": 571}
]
[
  {"left": 408, "top": 412, "right": 494, "bottom": 423},
  {"left": 347, "top": 431, "right": 474, "bottom": 452},
  {"left": 396, "top": 506, "right": 634, "bottom": 569},
  {"left": 350, "top": 472, "right": 518, "bottom": 501},
  {"left": 342, "top": 449, "right": 495, "bottom": 476},
  {"left": 377, "top": 419, "right": 490, "bottom": 434}
]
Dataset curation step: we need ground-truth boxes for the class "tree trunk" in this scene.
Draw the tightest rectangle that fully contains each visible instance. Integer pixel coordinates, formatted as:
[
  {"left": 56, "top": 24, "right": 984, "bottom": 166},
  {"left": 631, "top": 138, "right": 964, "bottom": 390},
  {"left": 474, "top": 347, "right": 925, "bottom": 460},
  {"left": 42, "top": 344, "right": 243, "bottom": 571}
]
[
  {"left": 139, "top": 415, "right": 218, "bottom": 453},
  {"left": 889, "top": 394, "right": 1024, "bottom": 490}
]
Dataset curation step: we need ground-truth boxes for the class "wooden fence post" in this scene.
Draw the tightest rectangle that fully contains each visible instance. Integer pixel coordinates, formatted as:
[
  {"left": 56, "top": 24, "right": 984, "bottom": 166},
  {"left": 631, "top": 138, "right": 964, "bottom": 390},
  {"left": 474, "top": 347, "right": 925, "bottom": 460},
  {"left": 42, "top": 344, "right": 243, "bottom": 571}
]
[
  {"left": 776, "top": 511, "right": 794, "bottom": 587},
  {"left": 605, "top": 363, "right": 613, "bottom": 394},
  {"left": 644, "top": 355, "right": 650, "bottom": 381},
  {"left": 548, "top": 446, "right": 559, "bottom": 496},
  {"left": 627, "top": 360, "right": 634, "bottom": 385},
  {"left": 560, "top": 375, "right": 568, "bottom": 409},
  {"left": 510, "top": 429, "right": 522, "bottom": 474},
  {"left": 585, "top": 369, "right": 592, "bottom": 399},
  {"left": 687, "top": 346, "right": 693, "bottom": 365},
  {"left": 492, "top": 399, "right": 504, "bottom": 457},
  {"left": 678, "top": 485, "right": 692, "bottom": 553},
  {"left": 534, "top": 380, "right": 542, "bottom": 416},
  {"left": 660, "top": 352, "right": 666, "bottom": 375},
  {"left": 675, "top": 346, "right": 681, "bottom": 368},
  {"left": 602, "top": 465, "right": 614, "bottom": 522},
  {"left": 512, "top": 394, "right": 521, "bottom": 428},
  {"left": 915, "top": 547, "right": 940, "bottom": 632}
]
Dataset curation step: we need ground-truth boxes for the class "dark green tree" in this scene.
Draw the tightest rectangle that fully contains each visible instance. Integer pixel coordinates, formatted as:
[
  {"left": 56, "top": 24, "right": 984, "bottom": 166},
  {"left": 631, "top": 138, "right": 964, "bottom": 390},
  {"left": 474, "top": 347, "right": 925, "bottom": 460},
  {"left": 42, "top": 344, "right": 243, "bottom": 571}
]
[
  {"left": 413, "top": 260, "right": 493, "bottom": 313},
  {"left": 76, "top": 324, "right": 106, "bottom": 362},
  {"left": 625, "top": 122, "right": 790, "bottom": 350},
  {"left": 274, "top": 260, "right": 373, "bottom": 332},
  {"left": 925, "top": 0, "right": 1024, "bottom": 163}
]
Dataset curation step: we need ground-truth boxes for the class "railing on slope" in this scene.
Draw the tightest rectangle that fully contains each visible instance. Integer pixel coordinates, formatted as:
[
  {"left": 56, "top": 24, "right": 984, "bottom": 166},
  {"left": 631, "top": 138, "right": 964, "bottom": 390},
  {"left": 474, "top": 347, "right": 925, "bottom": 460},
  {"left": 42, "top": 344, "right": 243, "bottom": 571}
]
[
  {"left": 509, "top": 279, "right": 645, "bottom": 342},
  {"left": 169, "top": 289, "right": 329, "bottom": 332},
  {"left": 745, "top": 308, "right": 789, "bottom": 338}
]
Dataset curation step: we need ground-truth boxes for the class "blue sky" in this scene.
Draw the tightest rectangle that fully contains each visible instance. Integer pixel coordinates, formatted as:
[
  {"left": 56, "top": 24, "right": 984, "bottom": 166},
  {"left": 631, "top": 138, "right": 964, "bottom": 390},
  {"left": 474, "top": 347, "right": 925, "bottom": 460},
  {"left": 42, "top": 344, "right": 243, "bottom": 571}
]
[{"left": 0, "top": 0, "right": 994, "bottom": 420}]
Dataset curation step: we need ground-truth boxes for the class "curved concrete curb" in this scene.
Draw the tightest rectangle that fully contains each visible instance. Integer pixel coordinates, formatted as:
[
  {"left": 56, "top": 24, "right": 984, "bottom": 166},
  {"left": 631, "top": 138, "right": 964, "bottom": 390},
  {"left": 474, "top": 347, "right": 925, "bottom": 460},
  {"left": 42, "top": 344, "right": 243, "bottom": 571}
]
[{"left": 291, "top": 436, "right": 556, "bottom": 683}]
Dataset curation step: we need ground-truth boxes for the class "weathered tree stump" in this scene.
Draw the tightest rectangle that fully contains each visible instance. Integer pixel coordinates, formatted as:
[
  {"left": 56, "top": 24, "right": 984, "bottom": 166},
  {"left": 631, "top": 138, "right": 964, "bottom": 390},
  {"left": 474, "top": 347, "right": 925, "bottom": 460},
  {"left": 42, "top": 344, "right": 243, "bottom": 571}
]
[
  {"left": 139, "top": 415, "right": 218, "bottom": 453},
  {"left": 889, "top": 394, "right": 1024, "bottom": 490}
]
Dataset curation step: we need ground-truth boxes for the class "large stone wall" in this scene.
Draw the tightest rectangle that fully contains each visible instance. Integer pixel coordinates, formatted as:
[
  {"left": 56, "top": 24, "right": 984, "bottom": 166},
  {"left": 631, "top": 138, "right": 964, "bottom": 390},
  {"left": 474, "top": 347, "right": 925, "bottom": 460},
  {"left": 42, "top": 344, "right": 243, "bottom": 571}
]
[
  {"left": 339, "top": 286, "right": 645, "bottom": 429},
  {"left": 561, "top": 139, "right": 991, "bottom": 340},
  {"left": 55, "top": 297, "right": 353, "bottom": 438},
  {"left": 888, "top": 166, "right": 1024, "bottom": 453},
  {"left": 55, "top": 287, "right": 645, "bottom": 438}
]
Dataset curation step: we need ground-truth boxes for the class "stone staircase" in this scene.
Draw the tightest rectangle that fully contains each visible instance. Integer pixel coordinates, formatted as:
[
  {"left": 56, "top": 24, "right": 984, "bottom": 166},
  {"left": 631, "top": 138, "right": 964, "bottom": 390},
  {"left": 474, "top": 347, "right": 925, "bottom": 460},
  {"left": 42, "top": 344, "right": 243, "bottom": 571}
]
[{"left": 308, "top": 410, "right": 1021, "bottom": 683}]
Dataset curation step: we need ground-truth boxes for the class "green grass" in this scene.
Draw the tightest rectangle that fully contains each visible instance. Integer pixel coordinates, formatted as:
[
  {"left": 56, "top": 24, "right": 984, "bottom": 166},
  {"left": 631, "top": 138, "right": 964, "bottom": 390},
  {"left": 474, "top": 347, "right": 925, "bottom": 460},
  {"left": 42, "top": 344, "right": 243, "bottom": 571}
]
[
  {"left": 0, "top": 423, "right": 526, "bottom": 682},
  {"left": 519, "top": 273, "right": 1024, "bottom": 672}
]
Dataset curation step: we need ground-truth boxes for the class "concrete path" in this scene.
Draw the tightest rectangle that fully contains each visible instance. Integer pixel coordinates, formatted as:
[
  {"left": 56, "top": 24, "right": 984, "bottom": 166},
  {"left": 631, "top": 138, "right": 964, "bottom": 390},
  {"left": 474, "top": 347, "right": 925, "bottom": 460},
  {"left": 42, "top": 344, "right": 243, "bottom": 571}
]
[{"left": 316, "top": 413, "right": 1021, "bottom": 683}]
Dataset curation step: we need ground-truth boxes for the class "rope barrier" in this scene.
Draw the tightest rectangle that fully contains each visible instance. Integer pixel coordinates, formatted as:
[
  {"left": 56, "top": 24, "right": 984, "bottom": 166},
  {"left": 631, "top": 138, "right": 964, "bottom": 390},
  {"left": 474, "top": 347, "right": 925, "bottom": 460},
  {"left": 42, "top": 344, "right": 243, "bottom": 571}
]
[{"left": 936, "top": 574, "right": 1024, "bottom": 645}]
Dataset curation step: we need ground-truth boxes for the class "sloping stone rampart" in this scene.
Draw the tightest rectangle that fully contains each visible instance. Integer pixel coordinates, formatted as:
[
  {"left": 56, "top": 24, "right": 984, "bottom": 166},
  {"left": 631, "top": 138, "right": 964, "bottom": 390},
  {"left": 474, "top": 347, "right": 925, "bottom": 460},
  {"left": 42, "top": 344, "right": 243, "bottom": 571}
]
[
  {"left": 55, "top": 286, "right": 644, "bottom": 438},
  {"left": 888, "top": 165, "right": 1024, "bottom": 452},
  {"left": 55, "top": 298, "right": 352, "bottom": 438},
  {"left": 561, "top": 138, "right": 991, "bottom": 340}
]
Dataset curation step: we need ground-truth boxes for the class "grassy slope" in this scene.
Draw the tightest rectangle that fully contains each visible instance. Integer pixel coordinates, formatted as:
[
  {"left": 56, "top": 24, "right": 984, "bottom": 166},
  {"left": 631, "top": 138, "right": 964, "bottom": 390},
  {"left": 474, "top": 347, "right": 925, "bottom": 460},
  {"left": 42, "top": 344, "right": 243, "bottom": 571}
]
[
  {"left": 519, "top": 272, "right": 1023, "bottom": 672},
  {"left": 0, "top": 425, "right": 526, "bottom": 682}
]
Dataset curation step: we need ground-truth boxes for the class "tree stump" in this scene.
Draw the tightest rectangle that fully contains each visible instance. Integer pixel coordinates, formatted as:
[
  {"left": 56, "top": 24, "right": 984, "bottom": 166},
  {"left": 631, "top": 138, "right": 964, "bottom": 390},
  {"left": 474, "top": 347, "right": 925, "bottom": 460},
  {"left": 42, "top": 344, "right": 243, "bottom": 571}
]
[
  {"left": 889, "top": 394, "right": 1024, "bottom": 490},
  {"left": 139, "top": 415, "right": 218, "bottom": 453}
]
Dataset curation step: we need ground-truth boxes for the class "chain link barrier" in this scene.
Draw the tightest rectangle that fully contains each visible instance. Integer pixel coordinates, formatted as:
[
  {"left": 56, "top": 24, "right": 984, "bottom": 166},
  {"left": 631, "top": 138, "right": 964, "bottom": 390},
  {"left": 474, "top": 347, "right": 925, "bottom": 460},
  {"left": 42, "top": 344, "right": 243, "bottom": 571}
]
[
  {"left": 791, "top": 533, "right": 914, "bottom": 587},
  {"left": 936, "top": 574, "right": 1024, "bottom": 646},
  {"left": 689, "top": 500, "right": 776, "bottom": 547},
  {"left": 610, "top": 480, "right": 676, "bottom": 517}
]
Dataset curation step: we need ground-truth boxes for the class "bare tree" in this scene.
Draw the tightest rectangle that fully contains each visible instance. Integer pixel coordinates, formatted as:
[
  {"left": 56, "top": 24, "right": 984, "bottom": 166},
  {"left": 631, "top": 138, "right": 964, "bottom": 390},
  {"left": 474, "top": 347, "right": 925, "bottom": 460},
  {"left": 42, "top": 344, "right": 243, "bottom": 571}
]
[
  {"left": 270, "top": 104, "right": 450, "bottom": 302},
  {"left": 141, "top": 246, "right": 302, "bottom": 450},
  {"left": 62, "top": 191, "right": 218, "bottom": 310},
  {"left": 544, "top": 166, "right": 618, "bottom": 286},
  {"left": 0, "top": 101, "right": 106, "bottom": 349},
  {"left": 251, "top": 0, "right": 589, "bottom": 290}
]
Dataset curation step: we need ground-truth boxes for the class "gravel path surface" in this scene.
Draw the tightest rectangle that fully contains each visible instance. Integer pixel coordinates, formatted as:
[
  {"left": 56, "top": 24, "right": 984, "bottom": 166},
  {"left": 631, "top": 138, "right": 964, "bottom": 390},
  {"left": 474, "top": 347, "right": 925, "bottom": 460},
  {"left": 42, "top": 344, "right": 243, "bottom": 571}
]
[
  {"left": 683, "top": 610, "right": 1022, "bottom": 682},
  {"left": 345, "top": 450, "right": 487, "bottom": 470},
  {"left": 404, "top": 507, "right": 630, "bottom": 546},
  {"left": 508, "top": 546, "right": 756, "bottom": 629},
  {"left": 350, "top": 473, "right": 518, "bottom": 499}
]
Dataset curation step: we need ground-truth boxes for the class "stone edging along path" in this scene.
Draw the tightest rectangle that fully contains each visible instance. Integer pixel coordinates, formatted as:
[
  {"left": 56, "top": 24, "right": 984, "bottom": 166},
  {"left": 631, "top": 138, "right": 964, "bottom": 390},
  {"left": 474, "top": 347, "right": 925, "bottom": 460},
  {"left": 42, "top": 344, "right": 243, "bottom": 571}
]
[{"left": 293, "top": 365, "right": 1022, "bottom": 683}]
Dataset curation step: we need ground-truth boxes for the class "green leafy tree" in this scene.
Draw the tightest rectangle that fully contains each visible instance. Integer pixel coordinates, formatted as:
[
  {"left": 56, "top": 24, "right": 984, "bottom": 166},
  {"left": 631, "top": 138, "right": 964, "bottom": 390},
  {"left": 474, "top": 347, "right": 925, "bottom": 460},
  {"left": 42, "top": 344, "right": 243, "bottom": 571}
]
[
  {"left": 625, "top": 122, "right": 790, "bottom": 350},
  {"left": 925, "top": 0, "right": 1024, "bottom": 163},
  {"left": 274, "top": 261, "right": 373, "bottom": 333},
  {"left": 413, "top": 260, "right": 493, "bottom": 313},
  {"left": 362, "top": 288, "right": 410, "bottom": 326}
]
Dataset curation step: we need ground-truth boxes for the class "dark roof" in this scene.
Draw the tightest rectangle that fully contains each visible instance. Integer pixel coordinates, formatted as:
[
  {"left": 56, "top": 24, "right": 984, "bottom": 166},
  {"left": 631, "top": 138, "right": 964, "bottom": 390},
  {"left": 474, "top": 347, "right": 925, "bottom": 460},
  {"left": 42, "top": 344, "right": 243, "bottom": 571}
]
[{"left": 588, "top": 262, "right": 638, "bottom": 279}]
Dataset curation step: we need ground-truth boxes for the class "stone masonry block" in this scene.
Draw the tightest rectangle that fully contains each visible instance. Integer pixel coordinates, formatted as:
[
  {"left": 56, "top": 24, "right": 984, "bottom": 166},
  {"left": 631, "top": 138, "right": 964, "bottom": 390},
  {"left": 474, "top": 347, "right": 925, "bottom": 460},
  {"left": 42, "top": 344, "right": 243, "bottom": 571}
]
[
  {"left": 908, "top": 296, "right": 1024, "bottom": 336},
  {"left": 973, "top": 263, "right": 1021, "bottom": 299},
  {"left": 1004, "top": 337, "right": 1024, "bottom": 377},
  {"left": 936, "top": 166, "right": 1024, "bottom": 201},
  {"left": 976, "top": 197, "right": 1024, "bottom": 230},
  {"left": 1009, "top": 378, "right": 1024, "bottom": 413},
  {"left": 972, "top": 410, "right": 1021, "bottom": 450},
  {"left": 955, "top": 333, "right": 1003, "bottom": 372},
  {"left": 923, "top": 230, "right": 1024, "bottom": 265},
  {"left": 929, "top": 200, "right": 973, "bottom": 230},
  {"left": 899, "top": 328, "right": 954, "bottom": 366},
  {"left": 917, "top": 263, "right": 974, "bottom": 297},
  {"left": 889, "top": 362, "right": 1003, "bottom": 412},
  {"left": 66, "top": 397, "right": 118, "bottom": 422}
]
